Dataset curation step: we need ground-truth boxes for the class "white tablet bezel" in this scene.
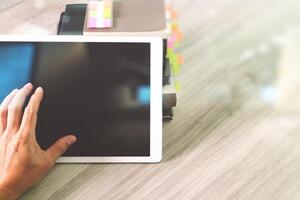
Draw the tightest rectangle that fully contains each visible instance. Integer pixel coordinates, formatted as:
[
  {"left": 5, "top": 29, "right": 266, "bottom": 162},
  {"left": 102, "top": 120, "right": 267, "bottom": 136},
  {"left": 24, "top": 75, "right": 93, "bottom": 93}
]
[{"left": 0, "top": 35, "right": 163, "bottom": 163}]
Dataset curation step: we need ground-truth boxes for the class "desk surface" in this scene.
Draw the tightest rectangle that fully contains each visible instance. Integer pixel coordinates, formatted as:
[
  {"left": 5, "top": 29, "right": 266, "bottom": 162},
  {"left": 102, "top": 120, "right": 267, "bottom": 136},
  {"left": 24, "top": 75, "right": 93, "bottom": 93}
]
[{"left": 1, "top": 0, "right": 300, "bottom": 199}]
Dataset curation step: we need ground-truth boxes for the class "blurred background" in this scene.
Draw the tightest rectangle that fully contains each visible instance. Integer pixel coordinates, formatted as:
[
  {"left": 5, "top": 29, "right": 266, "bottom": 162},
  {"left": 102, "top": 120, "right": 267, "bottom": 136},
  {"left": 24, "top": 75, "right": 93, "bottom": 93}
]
[{"left": 168, "top": 0, "right": 300, "bottom": 114}]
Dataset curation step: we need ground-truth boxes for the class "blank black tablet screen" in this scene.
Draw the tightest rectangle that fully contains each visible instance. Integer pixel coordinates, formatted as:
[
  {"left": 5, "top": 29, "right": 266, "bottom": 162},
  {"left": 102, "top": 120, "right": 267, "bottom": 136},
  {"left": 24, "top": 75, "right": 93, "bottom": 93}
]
[{"left": 0, "top": 42, "right": 151, "bottom": 156}]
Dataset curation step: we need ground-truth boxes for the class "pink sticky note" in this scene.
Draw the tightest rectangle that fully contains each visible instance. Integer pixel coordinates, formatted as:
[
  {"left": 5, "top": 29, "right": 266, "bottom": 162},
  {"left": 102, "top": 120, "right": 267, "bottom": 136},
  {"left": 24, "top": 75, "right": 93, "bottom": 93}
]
[
  {"left": 87, "top": 18, "right": 97, "bottom": 28},
  {"left": 167, "top": 40, "right": 174, "bottom": 49},
  {"left": 172, "top": 34, "right": 177, "bottom": 42},
  {"left": 104, "top": 19, "right": 112, "bottom": 28},
  {"left": 167, "top": 37, "right": 174, "bottom": 49}
]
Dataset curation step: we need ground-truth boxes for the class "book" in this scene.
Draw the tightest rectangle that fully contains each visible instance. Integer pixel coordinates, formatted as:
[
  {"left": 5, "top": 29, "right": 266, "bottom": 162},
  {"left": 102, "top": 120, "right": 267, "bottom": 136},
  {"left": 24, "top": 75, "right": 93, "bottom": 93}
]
[
  {"left": 163, "top": 108, "right": 174, "bottom": 121},
  {"left": 163, "top": 65, "right": 177, "bottom": 108}
]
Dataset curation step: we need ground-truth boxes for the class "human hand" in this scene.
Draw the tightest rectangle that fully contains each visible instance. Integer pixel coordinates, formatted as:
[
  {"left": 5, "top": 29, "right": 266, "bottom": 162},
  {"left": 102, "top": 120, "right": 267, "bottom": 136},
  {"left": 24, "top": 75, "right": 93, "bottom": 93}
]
[{"left": 0, "top": 83, "right": 77, "bottom": 200}]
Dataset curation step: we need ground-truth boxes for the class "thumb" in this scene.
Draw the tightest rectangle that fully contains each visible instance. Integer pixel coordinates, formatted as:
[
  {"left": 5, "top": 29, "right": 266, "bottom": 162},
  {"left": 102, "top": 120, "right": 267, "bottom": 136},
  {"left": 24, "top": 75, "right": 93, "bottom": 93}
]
[{"left": 46, "top": 135, "right": 77, "bottom": 162}]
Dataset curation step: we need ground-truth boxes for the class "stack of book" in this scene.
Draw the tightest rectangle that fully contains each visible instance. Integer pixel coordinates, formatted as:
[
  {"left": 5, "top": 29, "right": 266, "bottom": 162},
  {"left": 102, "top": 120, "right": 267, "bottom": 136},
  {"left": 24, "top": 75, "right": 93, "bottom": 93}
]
[{"left": 57, "top": 0, "right": 182, "bottom": 120}]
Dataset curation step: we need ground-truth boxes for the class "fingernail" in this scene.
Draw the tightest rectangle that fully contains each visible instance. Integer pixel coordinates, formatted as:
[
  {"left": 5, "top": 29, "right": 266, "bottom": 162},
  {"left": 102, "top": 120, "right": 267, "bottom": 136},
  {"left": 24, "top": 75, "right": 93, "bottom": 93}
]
[
  {"left": 68, "top": 136, "right": 77, "bottom": 145},
  {"left": 35, "top": 87, "right": 43, "bottom": 93},
  {"left": 24, "top": 83, "right": 33, "bottom": 88}
]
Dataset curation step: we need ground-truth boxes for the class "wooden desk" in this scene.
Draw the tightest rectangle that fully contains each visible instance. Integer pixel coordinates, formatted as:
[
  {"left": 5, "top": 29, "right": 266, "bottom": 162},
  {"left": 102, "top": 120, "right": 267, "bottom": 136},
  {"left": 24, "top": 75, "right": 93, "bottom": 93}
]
[{"left": 0, "top": 0, "right": 300, "bottom": 199}]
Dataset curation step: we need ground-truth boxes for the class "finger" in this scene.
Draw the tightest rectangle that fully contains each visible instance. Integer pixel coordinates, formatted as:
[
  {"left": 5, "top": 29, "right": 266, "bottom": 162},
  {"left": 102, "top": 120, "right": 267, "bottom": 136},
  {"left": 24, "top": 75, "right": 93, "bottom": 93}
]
[
  {"left": 0, "top": 89, "right": 19, "bottom": 134},
  {"left": 6, "top": 83, "right": 33, "bottom": 132},
  {"left": 46, "top": 135, "right": 77, "bottom": 162},
  {"left": 18, "top": 87, "right": 44, "bottom": 140}
]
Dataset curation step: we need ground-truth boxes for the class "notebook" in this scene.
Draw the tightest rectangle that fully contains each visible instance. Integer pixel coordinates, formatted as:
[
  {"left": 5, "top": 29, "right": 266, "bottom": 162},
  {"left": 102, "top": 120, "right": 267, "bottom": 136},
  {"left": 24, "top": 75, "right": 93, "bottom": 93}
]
[{"left": 83, "top": 0, "right": 169, "bottom": 38}]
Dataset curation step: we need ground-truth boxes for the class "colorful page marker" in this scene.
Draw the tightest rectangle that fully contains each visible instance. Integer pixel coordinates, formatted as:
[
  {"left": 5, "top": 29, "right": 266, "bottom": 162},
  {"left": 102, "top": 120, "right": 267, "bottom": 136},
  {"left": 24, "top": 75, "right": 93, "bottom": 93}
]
[
  {"left": 87, "top": 0, "right": 113, "bottom": 29},
  {"left": 165, "top": 5, "right": 184, "bottom": 91}
]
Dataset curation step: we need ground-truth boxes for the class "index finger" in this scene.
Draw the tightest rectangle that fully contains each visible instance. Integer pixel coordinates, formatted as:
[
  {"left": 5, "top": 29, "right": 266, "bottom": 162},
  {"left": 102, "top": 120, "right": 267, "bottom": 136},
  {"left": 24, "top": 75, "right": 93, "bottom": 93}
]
[{"left": 6, "top": 83, "right": 33, "bottom": 132}]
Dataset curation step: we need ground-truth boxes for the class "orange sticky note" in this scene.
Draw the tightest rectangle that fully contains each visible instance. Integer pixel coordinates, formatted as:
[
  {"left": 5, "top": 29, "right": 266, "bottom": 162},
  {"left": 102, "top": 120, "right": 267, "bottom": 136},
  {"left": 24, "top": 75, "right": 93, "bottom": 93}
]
[
  {"left": 178, "top": 54, "right": 184, "bottom": 65},
  {"left": 165, "top": 5, "right": 171, "bottom": 11},
  {"left": 177, "top": 31, "right": 184, "bottom": 42},
  {"left": 104, "top": 0, "right": 112, "bottom": 8},
  {"left": 171, "top": 9, "right": 177, "bottom": 19}
]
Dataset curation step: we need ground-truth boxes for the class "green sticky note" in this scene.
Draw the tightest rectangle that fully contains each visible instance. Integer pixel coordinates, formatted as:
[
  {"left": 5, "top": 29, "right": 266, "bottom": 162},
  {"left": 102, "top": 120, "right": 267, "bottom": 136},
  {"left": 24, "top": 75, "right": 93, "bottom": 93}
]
[
  {"left": 175, "top": 80, "right": 181, "bottom": 92},
  {"left": 167, "top": 48, "right": 174, "bottom": 59},
  {"left": 89, "top": 10, "right": 97, "bottom": 17},
  {"left": 172, "top": 58, "right": 181, "bottom": 75},
  {"left": 170, "top": 52, "right": 176, "bottom": 65}
]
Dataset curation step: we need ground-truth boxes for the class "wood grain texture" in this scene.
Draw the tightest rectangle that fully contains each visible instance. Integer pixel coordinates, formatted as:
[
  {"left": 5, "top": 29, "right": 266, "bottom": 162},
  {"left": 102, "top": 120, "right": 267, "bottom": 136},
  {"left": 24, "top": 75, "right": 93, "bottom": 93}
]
[{"left": 1, "top": 0, "right": 300, "bottom": 199}]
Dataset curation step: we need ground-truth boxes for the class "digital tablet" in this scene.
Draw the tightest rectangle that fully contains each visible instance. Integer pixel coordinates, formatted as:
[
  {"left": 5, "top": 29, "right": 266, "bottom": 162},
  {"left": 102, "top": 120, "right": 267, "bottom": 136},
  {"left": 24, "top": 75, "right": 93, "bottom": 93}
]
[{"left": 0, "top": 35, "right": 163, "bottom": 163}]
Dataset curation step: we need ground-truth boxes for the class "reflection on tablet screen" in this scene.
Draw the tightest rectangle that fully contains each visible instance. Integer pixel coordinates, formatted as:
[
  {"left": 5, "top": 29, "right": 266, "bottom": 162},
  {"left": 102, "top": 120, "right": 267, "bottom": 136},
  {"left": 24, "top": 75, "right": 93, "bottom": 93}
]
[{"left": 0, "top": 43, "right": 34, "bottom": 101}]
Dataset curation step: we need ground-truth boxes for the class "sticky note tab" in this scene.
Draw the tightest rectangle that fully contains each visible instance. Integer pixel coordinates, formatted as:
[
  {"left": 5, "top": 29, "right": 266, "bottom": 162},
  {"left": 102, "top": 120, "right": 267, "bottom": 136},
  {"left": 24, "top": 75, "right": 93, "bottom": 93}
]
[
  {"left": 89, "top": 1, "right": 98, "bottom": 9},
  {"left": 167, "top": 48, "right": 174, "bottom": 59},
  {"left": 178, "top": 54, "right": 184, "bottom": 65},
  {"left": 167, "top": 38, "right": 174, "bottom": 49},
  {"left": 171, "top": 10, "right": 177, "bottom": 19},
  {"left": 172, "top": 56, "right": 181, "bottom": 75},
  {"left": 175, "top": 80, "right": 181, "bottom": 92},
  {"left": 165, "top": 6, "right": 184, "bottom": 91},
  {"left": 177, "top": 31, "right": 184, "bottom": 42},
  {"left": 87, "top": 0, "right": 113, "bottom": 29},
  {"left": 104, "top": 0, "right": 112, "bottom": 8},
  {"left": 104, "top": 19, "right": 112, "bottom": 28},
  {"left": 167, "top": 49, "right": 181, "bottom": 75},
  {"left": 104, "top": 8, "right": 112, "bottom": 18},
  {"left": 87, "top": 18, "right": 97, "bottom": 28},
  {"left": 170, "top": 53, "right": 176, "bottom": 65},
  {"left": 174, "top": 31, "right": 183, "bottom": 43},
  {"left": 96, "top": 18, "right": 105, "bottom": 28},
  {"left": 171, "top": 23, "right": 179, "bottom": 32},
  {"left": 89, "top": 10, "right": 97, "bottom": 17}
]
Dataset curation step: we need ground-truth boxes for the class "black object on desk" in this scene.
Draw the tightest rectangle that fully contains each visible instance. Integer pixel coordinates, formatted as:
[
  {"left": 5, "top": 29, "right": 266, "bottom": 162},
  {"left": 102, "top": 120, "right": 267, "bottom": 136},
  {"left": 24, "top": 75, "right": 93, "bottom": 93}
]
[{"left": 57, "top": 4, "right": 86, "bottom": 35}]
